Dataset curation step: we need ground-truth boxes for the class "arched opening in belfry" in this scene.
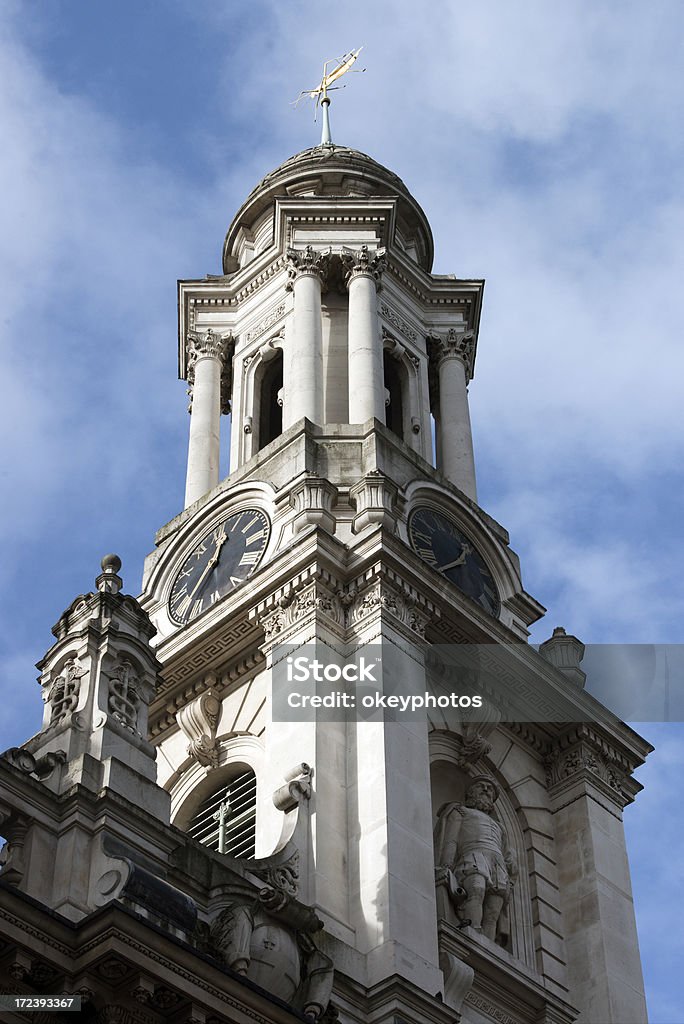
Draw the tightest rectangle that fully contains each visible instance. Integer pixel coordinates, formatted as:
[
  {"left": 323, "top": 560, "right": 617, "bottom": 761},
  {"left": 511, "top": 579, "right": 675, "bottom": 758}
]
[
  {"left": 258, "top": 350, "right": 283, "bottom": 450},
  {"left": 384, "top": 351, "right": 405, "bottom": 440},
  {"left": 186, "top": 767, "right": 257, "bottom": 859}
]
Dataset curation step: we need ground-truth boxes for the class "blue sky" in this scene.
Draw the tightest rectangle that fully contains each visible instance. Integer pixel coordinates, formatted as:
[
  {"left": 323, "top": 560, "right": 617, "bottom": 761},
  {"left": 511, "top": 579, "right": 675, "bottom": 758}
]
[{"left": 1, "top": 2, "right": 683, "bottom": 1019}]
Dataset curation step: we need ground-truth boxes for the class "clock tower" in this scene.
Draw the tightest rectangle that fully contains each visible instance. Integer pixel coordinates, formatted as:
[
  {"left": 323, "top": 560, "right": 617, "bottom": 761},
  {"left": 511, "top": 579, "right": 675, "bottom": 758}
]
[{"left": 0, "top": 141, "right": 651, "bottom": 1024}]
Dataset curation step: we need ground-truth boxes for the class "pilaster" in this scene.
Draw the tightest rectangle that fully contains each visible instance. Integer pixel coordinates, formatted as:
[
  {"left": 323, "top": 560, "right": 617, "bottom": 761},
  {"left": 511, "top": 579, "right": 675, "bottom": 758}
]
[{"left": 546, "top": 725, "right": 648, "bottom": 1024}]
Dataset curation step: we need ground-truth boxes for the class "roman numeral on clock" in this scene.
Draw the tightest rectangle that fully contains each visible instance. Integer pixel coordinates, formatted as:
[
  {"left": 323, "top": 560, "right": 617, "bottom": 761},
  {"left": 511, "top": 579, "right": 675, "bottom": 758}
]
[
  {"left": 172, "top": 593, "right": 192, "bottom": 619},
  {"left": 239, "top": 551, "right": 260, "bottom": 566},
  {"left": 416, "top": 547, "right": 437, "bottom": 565}
]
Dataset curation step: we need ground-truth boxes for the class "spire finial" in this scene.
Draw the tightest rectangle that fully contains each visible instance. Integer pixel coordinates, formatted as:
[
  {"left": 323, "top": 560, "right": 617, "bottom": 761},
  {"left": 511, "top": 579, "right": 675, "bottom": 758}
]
[
  {"left": 96, "top": 553, "right": 123, "bottom": 594},
  {"left": 293, "top": 47, "right": 365, "bottom": 147}
]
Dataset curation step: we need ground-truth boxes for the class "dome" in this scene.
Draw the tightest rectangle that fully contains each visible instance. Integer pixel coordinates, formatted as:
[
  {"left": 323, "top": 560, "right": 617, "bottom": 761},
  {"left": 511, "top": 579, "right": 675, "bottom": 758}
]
[{"left": 222, "top": 144, "right": 434, "bottom": 274}]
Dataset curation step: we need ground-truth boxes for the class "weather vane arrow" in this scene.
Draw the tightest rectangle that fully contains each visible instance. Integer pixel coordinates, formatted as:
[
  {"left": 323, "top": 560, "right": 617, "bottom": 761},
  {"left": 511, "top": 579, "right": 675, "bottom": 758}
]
[{"left": 293, "top": 47, "right": 365, "bottom": 146}]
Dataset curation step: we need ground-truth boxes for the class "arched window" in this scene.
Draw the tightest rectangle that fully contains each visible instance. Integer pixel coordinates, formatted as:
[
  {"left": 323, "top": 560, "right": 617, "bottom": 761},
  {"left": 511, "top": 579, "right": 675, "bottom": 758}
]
[
  {"left": 258, "top": 350, "right": 283, "bottom": 450},
  {"left": 186, "top": 768, "right": 257, "bottom": 859},
  {"left": 384, "top": 352, "right": 404, "bottom": 440}
]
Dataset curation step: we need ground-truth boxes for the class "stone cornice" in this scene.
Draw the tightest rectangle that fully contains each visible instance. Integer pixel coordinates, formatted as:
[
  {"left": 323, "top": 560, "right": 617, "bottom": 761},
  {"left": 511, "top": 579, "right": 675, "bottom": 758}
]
[
  {"left": 177, "top": 251, "right": 483, "bottom": 380},
  {"left": 0, "top": 891, "right": 308, "bottom": 1024},
  {"left": 149, "top": 650, "right": 264, "bottom": 734}
]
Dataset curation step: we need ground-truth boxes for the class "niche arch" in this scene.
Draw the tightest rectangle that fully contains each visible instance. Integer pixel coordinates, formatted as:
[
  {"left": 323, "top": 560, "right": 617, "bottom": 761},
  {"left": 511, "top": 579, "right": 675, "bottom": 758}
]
[{"left": 429, "top": 729, "right": 536, "bottom": 970}]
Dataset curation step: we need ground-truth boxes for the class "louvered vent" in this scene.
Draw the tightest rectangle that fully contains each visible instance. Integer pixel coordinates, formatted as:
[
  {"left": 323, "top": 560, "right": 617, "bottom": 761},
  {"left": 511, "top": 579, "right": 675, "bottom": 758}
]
[{"left": 187, "top": 769, "right": 256, "bottom": 859}]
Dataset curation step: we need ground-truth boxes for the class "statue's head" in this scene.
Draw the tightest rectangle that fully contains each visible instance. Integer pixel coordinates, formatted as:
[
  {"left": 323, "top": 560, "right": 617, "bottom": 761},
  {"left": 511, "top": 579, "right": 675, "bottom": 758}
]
[{"left": 465, "top": 776, "right": 499, "bottom": 812}]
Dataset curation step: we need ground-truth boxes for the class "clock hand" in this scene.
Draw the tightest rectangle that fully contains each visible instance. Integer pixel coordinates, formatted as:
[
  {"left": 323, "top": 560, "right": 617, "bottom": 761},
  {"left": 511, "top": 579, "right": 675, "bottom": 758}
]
[
  {"left": 188, "top": 529, "right": 228, "bottom": 599},
  {"left": 436, "top": 543, "right": 472, "bottom": 573}
]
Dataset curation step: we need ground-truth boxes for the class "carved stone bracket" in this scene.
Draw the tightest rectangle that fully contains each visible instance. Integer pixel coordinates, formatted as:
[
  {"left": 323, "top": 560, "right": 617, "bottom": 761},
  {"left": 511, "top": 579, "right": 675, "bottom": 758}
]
[
  {"left": 341, "top": 245, "right": 387, "bottom": 290},
  {"left": 0, "top": 802, "right": 31, "bottom": 884},
  {"left": 251, "top": 570, "right": 345, "bottom": 644},
  {"left": 251, "top": 849, "right": 302, "bottom": 898},
  {"left": 252, "top": 567, "right": 438, "bottom": 645},
  {"left": 273, "top": 763, "right": 313, "bottom": 813},
  {"left": 286, "top": 246, "right": 331, "bottom": 290},
  {"left": 176, "top": 688, "right": 221, "bottom": 768},
  {"left": 545, "top": 724, "right": 639, "bottom": 806},
  {"left": 185, "top": 328, "right": 234, "bottom": 415},
  {"left": 347, "top": 569, "right": 438, "bottom": 639},
  {"left": 290, "top": 473, "right": 338, "bottom": 535},
  {"left": 349, "top": 470, "right": 399, "bottom": 534},
  {"left": 2, "top": 747, "right": 67, "bottom": 781},
  {"left": 455, "top": 717, "right": 501, "bottom": 767},
  {"left": 382, "top": 326, "right": 420, "bottom": 369}
]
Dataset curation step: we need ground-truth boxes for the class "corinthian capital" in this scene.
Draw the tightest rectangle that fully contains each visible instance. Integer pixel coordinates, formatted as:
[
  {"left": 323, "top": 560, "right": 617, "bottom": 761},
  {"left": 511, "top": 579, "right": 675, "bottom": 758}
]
[
  {"left": 186, "top": 329, "right": 233, "bottom": 414},
  {"left": 286, "top": 245, "right": 331, "bottom": 289},
  {"left": 342, "top": 245, "right": 387, "bottom": 289},
  {"left": 187, "top": 327, "right": 231, "bottom": 362},
  {"left": 429, "top": 327, "right": 475, "bottom": 378}
]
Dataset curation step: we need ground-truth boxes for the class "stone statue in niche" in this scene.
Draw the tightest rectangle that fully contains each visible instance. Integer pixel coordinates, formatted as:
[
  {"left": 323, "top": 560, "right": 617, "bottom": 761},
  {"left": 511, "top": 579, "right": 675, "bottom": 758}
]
[{"left": 434, "top": 776, "right": 517, "bottom": 945}]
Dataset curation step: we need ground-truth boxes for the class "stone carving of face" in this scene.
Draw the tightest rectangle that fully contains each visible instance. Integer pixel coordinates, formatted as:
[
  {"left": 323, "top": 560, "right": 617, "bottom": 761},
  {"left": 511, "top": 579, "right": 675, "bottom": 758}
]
[{"left": 465, "top": 781, "right": 497, "bottom": 812}]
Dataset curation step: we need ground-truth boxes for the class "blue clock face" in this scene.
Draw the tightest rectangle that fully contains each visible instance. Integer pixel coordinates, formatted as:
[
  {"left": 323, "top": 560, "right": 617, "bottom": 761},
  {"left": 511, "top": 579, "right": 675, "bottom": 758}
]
[
  {"left": 408, "top": 506, "right": 499, "bottom": 617},
  {"left": 169, "top": 509, "right": 270, "bottom": 625}
]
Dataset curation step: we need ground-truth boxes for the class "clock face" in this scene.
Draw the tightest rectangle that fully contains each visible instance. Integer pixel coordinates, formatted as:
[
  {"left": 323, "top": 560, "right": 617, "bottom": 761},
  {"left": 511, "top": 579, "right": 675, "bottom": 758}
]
[
  {"left": 169, "top": 509, "right": 270, "bottom": 625},
  {"left": 408, "top": 506, "right": 499, "bottom": 616}
]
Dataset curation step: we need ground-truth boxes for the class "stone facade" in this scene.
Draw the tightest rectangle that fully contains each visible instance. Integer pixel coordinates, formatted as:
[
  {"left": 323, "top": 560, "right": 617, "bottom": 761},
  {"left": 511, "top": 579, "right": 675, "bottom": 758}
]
[{"left": 1, "top": 144, "right": 650, "bottom": 1024}]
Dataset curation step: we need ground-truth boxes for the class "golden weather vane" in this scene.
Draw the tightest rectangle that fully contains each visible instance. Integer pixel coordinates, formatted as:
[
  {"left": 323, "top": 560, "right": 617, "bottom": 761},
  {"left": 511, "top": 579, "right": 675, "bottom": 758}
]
[{"left": 293, "top": 47, "right": 365, "bottom": 146}]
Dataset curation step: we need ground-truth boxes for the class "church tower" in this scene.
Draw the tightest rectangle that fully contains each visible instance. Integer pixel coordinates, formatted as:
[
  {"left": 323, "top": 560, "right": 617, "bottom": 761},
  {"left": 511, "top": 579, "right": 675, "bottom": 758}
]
[{"left": 0, "top": 140, "right": 651, "bottom": 1024}]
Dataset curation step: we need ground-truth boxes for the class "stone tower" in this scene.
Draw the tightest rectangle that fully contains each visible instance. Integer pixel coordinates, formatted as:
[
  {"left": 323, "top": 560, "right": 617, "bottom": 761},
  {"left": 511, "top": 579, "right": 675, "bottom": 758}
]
[{"left": 0, "top": 144, "right": 650, "bottom": 1024}]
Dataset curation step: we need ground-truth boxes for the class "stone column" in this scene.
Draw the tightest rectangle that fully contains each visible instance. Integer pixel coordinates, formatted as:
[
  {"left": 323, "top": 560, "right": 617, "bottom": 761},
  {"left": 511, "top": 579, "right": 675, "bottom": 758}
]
[
  {"left": 286, "top": 246, "right": 329, "bottom": 425},
  {"left": 430, "top": 328, "right": 477, "bottom": 501},
  {"left": 343, "top": 246, "right": 386, "bottom": 423},
  {"left": 185, "top": 328, "right": 231, "bottom": 508}
]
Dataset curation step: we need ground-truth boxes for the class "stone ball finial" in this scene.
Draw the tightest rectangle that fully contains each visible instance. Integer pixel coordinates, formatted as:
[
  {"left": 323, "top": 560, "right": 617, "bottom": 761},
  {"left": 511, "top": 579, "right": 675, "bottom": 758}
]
[
  {"left": 101, "top": 554, "right": 122, "bottom": 574},
  {"left": 97, "top": 554, "right": 123, "bottom": 594}
]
